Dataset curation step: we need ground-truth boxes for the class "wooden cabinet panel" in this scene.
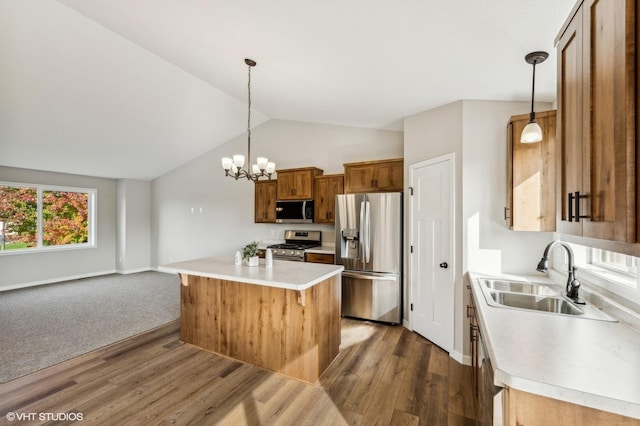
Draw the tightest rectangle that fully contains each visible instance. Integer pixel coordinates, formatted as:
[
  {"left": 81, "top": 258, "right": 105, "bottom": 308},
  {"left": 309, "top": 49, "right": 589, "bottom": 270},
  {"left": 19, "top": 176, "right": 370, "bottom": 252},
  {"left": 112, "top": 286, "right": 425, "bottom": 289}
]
[
  {"left": 343, "top": 164, "right": 374, "bottom": 193},
  {"left": 276, "top": 167, "right": 323, "bottom": 200},
  {"left": 557, "top": 9, "right": 584, "bottom": 236},
  {"left": 374, "top": 160, "right": 404, "bottom": 191},
  {"left": 305, "top": 252, "right": 335, "bottom": 264},
  {"left": 507, "top": 110, "right": 556, "bottom": 231},
  {"left": 504, "top": 388, "right": 640, "bottom": 426},
  {"left": 314, "top": 174, "right": 344, "bottom": 223},
  {"left": 254, "top": 180, "right": 277, "bottom": 223},
  {"left": 556, "top": 0, "right": 636, "bottom": 242},
  {"left": 344, "top": 158, "right": 403, "bottom": 193}
]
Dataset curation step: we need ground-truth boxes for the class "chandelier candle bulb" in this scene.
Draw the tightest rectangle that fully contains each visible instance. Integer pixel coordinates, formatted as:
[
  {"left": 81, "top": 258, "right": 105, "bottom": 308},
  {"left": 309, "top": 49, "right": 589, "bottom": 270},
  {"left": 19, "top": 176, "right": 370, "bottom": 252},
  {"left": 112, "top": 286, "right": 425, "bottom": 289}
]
[
  {"left": 233, "top": 155, "right": 245, "bottom": 168},
  {"left": 221, "top": 157, "right": 233, "bottom": 170},
  {"left": 257, "top": 157, "right": 268, "bottom": 169},
  {"left": 266, "top": 162, "right": 276, "bottom": 174}
]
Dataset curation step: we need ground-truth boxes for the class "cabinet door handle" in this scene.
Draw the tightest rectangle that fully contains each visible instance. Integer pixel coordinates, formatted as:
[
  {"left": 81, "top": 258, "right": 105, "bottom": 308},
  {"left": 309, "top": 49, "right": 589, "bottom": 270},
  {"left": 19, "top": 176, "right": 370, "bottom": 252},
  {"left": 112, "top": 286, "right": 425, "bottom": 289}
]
[
  {"left": 574, "top": 191, "right": 590, "bottom": 222},
  {"left": 568, "top": 192, "right": 574, "bottom": 222},
  {"left": 504, "top": 206, "right": 510, "bottom": 220}
]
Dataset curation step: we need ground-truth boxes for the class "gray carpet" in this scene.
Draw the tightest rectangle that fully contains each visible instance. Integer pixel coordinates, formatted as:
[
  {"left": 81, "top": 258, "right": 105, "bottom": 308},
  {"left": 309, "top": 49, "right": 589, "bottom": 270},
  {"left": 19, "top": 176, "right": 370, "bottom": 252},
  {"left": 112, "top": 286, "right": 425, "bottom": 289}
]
[{"left": 0, "top": 271, "right": 180, "bottom": 383}]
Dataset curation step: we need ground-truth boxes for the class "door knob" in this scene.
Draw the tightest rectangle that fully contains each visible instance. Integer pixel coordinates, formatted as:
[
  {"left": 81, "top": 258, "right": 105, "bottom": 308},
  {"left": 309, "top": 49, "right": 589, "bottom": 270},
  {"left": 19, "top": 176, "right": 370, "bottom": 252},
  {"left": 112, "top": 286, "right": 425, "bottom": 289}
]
[{"left": 439, "top": 262, "right": 448, "bottom": 269}]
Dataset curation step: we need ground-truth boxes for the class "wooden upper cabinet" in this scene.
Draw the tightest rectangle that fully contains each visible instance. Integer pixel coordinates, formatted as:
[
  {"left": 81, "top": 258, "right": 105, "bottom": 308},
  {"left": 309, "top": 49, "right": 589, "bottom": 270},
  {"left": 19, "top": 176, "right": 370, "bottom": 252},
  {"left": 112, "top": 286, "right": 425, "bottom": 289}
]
[
  {"left": 507, "top": 110, "right": 557, "bottom": 232},
  {"left": 254, "top": 180, "right": 277, "bottom": 223},
  {"left": 315, "top": 174, "right": 344, "bottom": 223},
  {"left": 343, "top": 158, "right": 404, "bottom": 193},
  {"left": 555, "top": 0, "right": 636, "bottom": 242},
  {"left": 276, "top": 167, "right": 323, "bottom": 200}
]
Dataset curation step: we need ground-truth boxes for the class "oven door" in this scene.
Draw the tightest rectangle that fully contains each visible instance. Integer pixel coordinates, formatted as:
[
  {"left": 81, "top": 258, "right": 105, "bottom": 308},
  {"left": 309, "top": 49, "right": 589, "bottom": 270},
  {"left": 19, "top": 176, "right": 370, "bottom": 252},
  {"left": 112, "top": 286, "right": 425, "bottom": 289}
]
[{"left": 275, "top": 200, "right": 314, "bottom": 223}]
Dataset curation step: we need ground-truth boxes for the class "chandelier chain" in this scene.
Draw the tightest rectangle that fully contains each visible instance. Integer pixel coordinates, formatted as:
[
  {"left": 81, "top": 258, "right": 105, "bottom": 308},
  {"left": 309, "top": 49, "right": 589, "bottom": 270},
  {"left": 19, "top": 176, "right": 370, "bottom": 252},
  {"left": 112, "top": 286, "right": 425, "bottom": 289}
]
[{"left": 247, "top": 63, "right": 251, "bottom": 168}]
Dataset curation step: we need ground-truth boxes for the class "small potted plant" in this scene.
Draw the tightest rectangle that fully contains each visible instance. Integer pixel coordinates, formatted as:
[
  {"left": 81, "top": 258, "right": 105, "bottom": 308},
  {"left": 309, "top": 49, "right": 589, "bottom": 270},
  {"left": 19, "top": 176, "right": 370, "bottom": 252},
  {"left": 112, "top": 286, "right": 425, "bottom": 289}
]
[{"left": 242, "top": 241, "right": 260, "bottom": 266}]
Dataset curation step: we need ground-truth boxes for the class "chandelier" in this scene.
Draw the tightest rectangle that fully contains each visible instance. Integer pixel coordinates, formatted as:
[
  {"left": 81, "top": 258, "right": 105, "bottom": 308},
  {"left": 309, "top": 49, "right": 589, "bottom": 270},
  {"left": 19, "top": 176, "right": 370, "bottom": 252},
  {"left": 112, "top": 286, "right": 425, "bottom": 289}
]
[{"left": 221, "top": 58, "right": 275, "bottom": 181}]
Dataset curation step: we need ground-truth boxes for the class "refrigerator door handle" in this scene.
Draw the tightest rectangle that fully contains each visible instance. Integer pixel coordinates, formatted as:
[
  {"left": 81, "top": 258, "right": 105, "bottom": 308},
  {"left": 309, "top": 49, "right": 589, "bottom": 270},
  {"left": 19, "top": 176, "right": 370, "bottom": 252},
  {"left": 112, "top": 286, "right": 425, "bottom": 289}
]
[
  {"left": 342, "top": 271, "right": 398, "bottom": 281},
  {"left": 364, "top": 200, "right": 371, "bottom": 263},
  {"left": 359, "top": 201, "right": 366, "bottom": 264}
]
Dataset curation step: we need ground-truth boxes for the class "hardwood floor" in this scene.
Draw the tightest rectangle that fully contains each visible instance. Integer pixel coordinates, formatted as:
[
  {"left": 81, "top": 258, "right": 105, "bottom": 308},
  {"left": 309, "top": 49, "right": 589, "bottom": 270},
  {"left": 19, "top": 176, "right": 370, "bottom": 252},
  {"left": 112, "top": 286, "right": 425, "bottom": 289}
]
[{"left": 0, "top": 319, "right": 476, "bottom": 425}]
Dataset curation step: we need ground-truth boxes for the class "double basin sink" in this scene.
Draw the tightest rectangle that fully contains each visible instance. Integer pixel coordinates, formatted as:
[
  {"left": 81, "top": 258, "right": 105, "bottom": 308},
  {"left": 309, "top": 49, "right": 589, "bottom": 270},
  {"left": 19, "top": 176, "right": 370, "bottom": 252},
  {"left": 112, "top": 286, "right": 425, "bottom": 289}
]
[{"left": 480, "top": 279, "right": 616, "bottom": 321}]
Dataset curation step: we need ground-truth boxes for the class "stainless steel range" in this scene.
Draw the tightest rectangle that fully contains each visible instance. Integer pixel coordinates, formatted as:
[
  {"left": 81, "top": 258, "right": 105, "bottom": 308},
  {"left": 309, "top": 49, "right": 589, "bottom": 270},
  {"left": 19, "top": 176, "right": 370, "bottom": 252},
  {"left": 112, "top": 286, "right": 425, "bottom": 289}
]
[{"left": 267, "top": 230, "right": 321, "bottom": 261}]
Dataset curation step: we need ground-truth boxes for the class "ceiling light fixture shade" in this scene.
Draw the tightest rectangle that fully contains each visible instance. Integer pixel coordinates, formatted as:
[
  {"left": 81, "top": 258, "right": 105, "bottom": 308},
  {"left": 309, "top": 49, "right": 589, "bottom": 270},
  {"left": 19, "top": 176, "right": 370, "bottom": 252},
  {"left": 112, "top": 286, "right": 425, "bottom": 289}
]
[
  {"left": 521, "top": 122, "right": 543, "bottom": 143},
  {"left": 221, "top": 58, "right": 276, "bottom": 181},
  {"left": 521, "top": 51, "right": 548, "bottom": 144}
]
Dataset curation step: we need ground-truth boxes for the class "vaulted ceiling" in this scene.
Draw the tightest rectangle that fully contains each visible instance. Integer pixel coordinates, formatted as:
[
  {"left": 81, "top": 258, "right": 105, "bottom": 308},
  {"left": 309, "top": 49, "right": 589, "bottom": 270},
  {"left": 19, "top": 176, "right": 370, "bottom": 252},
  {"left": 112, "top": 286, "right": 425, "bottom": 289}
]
[{"left": 0, "top": 0, "right": 574, "bottom": 180}]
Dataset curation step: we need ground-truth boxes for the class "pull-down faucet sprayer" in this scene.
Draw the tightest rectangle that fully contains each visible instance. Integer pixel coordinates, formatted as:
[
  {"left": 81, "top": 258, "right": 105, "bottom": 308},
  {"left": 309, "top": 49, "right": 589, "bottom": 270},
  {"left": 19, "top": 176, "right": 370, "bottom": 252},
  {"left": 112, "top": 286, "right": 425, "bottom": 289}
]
[{"left": 536, "top": 240, "right": 584, "bottom": 304}]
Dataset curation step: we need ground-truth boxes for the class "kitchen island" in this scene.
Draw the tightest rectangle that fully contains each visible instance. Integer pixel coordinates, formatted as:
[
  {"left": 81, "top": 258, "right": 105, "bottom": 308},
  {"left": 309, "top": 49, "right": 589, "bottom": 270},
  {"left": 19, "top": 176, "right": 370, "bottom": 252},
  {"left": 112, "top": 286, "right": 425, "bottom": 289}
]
[{"left": 159, "top": 257, "right": 343, "bottom": 383}]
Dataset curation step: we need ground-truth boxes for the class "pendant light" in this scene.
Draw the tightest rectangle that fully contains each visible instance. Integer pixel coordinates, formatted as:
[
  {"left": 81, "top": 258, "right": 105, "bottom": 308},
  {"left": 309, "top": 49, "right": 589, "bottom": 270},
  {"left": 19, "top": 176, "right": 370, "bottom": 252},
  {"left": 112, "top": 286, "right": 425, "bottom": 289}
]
[
  {"left": 521, "top": 51, "right": 548, "bottom": 143},
  {"left": 221, "top": 58, "right": 276, "bottom": 181}
]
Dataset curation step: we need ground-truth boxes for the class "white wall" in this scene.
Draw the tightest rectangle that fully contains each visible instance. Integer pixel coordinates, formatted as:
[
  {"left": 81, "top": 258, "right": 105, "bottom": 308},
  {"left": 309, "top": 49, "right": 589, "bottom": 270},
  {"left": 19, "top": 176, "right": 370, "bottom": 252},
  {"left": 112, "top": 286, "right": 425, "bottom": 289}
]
[
  {"left": 404, "top": 100, "right": 555, "bottom": 362},
  {"left": 116, "top": 179, "right": 151, "bottom": 273},
  {"left": 0, "top": 166, "right": 117, "bottom": 290},
  {"left": 151, "top": 119, "right": 403, "bottom": 267}
]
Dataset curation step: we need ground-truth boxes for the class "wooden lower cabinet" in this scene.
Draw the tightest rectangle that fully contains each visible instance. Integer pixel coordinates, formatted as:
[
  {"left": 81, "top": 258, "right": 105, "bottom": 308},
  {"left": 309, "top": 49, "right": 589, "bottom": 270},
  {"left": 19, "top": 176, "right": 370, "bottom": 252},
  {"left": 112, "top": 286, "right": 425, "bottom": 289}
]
[
  {"left": 503, "top": 388, "right": 640, "bottom": 425},
  {"left": 305, "top": 252, "right": 335, "bottom": 264},
  {"left": 180, "top": 273, "right": 341, "bottom": 383}
]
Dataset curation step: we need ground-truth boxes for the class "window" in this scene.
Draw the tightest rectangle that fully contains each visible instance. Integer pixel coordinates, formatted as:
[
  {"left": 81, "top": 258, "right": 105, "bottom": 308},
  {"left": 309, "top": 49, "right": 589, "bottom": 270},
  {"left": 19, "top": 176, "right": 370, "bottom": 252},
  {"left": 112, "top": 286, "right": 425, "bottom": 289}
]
[
  {"left": 590, "top": 248, "right": 637, "bottom": 279},
  {"left": 561, "top": 243, "right": 640, "bottom": 306},
  {"left": 0, "top": 182, "right": 96, "bottom": 254}
]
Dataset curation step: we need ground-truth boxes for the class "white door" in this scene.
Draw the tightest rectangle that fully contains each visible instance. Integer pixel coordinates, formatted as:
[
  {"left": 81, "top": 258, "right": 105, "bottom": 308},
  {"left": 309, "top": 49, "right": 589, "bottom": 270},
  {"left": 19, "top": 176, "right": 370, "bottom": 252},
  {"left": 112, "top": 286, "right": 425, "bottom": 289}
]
[{"left": 410, "top": 154, "right": 454, "bottom": 352}]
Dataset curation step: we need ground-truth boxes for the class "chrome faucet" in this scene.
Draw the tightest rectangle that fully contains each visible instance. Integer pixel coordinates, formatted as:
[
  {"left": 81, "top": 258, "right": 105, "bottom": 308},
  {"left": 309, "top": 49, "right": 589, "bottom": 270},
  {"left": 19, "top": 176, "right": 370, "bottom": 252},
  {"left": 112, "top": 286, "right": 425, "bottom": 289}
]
[{"left": 536, "top": 240, "right": 584, "bottom": 304}]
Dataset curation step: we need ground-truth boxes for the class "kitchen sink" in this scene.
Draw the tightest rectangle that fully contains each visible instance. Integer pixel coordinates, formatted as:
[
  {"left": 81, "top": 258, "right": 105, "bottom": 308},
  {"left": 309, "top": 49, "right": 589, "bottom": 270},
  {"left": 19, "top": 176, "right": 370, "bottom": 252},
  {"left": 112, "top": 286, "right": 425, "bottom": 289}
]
[
  {"left": 487, "top": 291, "right": 583, "bottom": 315},
  {"left": 482, "top": 279, "right": 558, "bottom": 296},
  {"left": 478, "top": 278, "right": 617, "bottom": 321}
]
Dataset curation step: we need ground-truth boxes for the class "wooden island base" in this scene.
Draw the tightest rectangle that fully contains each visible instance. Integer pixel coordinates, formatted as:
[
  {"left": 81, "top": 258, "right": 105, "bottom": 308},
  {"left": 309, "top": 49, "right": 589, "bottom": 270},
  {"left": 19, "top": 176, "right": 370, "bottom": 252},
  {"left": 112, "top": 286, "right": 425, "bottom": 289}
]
[{"left": 180, "top": 273, "right": 341, "bottom": 384}]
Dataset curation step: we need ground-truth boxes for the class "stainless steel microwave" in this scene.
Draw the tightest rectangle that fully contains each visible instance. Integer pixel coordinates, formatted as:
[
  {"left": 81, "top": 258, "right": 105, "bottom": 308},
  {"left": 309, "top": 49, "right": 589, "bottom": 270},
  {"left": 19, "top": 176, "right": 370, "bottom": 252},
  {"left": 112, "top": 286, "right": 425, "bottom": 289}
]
[{"left": 275, "top": 200, "right": 314, "bottom": 223}]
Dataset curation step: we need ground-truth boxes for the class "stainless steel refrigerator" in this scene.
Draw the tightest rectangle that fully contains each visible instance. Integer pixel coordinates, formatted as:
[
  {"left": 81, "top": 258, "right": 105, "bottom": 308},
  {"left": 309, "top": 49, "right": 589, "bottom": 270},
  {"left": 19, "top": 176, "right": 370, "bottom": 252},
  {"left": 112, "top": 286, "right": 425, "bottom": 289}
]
[{"left": 335, "top": 192, "right": 402, "bottom": 324}]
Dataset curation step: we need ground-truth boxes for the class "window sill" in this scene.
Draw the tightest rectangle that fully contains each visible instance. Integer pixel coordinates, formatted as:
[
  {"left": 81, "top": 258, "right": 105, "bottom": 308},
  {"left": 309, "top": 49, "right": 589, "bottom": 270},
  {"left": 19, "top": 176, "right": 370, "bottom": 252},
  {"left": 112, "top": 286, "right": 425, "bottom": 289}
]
[
  {"left": 577, "top": 263, "right": 636, "bottom": 288},
  {"left": 0, "top": 244, "right": 96, "bottom": 256}
]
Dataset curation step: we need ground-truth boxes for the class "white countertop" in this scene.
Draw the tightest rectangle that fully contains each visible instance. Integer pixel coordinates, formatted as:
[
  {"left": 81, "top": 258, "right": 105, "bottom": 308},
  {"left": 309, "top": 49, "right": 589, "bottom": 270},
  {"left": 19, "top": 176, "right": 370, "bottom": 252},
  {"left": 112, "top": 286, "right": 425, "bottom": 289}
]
[
  {"left": 304, "top": 245, "right": 335, "bottom": 255},
  {"left": 159, "top": 256, "right": 343, "bottom": 291},
  {"left": 468, "top": 271, "right": 640, "bottom": 419}
]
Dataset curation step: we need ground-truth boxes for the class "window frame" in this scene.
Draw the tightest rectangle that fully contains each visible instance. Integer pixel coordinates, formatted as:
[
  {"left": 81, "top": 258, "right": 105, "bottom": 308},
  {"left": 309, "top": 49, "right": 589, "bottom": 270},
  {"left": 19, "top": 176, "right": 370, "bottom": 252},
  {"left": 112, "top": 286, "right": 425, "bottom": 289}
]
[
  {"left": 557, "top": 243, "right": 640, "bottom": 307},
  {"left": 0, "top": 181, "right": 97, "bottom": 255}
]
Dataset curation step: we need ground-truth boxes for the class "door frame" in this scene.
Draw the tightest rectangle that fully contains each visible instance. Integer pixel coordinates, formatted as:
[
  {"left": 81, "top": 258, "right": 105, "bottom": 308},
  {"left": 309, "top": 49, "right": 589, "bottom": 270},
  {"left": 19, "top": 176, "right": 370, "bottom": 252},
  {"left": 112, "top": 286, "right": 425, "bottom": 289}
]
[{"left": 408, "top": 152, "right": 456, "bottom": 350}]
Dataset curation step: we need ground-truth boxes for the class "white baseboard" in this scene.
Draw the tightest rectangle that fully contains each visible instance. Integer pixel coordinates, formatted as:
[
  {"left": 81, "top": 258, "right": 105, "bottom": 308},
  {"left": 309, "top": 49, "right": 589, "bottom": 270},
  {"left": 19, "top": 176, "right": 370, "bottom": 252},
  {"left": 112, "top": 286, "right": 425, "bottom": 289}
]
[
  {"left": 451, "top": 350, "right": 472, "bottom": 366},
  {"left": 402, "top": 318, "right": 411, "bottom": 330},
  {"left": 116, "top": 267, "right": 152, "bottom": 275},
  {"left": 0, "top": 270, "right": 117, "bottom": 292}
]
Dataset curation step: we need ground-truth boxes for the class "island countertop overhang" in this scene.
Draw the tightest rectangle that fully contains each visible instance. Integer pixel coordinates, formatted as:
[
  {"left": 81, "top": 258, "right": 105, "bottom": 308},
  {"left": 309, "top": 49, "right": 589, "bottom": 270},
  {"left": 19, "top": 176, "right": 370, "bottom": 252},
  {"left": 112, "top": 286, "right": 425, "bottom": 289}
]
[{"left": 158, "top": 256, "right": 344, "bottom": 290}]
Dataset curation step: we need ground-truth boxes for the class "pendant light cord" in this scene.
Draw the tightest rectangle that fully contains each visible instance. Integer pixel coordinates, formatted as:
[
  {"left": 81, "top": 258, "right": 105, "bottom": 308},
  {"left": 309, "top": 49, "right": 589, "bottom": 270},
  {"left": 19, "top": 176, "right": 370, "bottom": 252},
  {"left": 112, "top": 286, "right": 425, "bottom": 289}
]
[{"left": 529, "top": 60, "right": 537, "bottom": 123}]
